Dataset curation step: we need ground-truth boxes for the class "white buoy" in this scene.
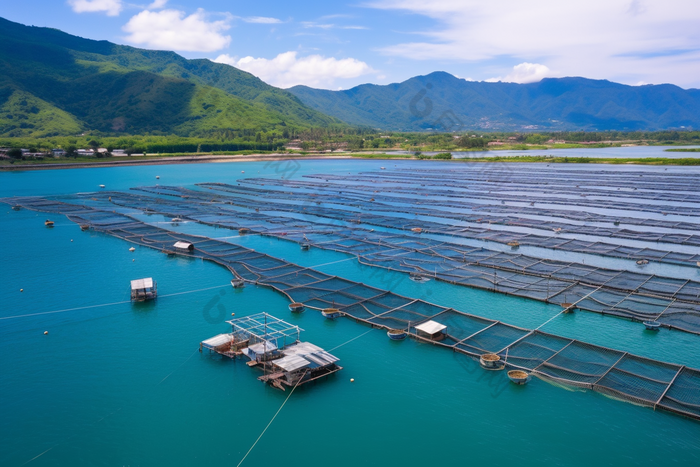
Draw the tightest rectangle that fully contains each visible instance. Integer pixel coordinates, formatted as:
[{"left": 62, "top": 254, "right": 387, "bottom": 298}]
[
  {"left": 99, "top": 184, "right": 105, "bottom": 188},
  {"left": 71, "top": 239, "right": 73, "bottom": 242},
  {"left": 132, "top": 259, "right": 135, "bottom": 262},
  {"left": 20, "top": 288, "right": 24, "bottom": 292},
  {"left": 156, "top": 176, "right": 160, "bottom": 179},
  {"left": 44, "top": 331, "right": 48, "bottom": 335},
  {"left": 350, "top": 378, "right": 355, "bottom": 382},
  {"left": 241, "top": 171, "right": 245, "bottom": 173}
]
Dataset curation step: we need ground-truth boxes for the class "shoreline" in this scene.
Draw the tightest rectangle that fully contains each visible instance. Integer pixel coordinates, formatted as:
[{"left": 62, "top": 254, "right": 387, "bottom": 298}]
[
  {"left": 3, "top": 151, "right": 700, "bottom": 171},
  {"left": 0, "top": 153, "right": 354, "bottom": 171}
]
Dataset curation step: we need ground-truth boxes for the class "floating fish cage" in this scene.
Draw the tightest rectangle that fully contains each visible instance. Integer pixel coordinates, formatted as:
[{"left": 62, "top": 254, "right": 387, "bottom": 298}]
[
  {"left": 201, "top": 313, "right": 341, "bottom": 390},
  {"left": 387, "top": 329, "right": 408, "bottom": 340},
  {"left": 44, "top": 219, "right": 54, "bottom": 227},
  {"left": 321, "top": 308, "right": 341, "bottom": 319},
  {"left": 643, "top": 320, "right": 661, "bottom": 331},
  {"left": 508, "top": 370, "right": 530, "bottom": 385},
  {"left": 480, "top": 353, "right": 502, "bottom": 369},
  {"left": 289, "top": 302, "right": 305, "bottom": 313},
  {"left": 130, "top": 277, "right": 157, "bottom": 301}
]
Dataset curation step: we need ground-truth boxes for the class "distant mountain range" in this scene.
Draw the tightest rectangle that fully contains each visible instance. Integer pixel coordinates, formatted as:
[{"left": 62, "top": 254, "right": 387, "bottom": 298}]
[
  {"left": 0, "top": 17, "right": 339, "bottom": 137},
  {"left": 289, "top": 72, "right": 700, "bottom": 131},
  {"left": 2, "top": 16, "right": 699, "bottom": 138}
]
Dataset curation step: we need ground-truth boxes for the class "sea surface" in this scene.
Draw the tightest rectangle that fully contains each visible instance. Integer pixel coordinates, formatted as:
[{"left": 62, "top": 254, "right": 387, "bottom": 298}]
[
  {"left": 1, "top": 157, "right": 699, "bottom": 466},
  {"left": 390, "top": 144, "right": 700, "bottom": 158}
]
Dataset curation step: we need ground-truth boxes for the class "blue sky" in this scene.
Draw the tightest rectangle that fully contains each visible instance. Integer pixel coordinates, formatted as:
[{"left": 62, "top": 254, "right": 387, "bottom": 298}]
[{"left": 2, "top": 0, "right": 700, "bottom": 89}]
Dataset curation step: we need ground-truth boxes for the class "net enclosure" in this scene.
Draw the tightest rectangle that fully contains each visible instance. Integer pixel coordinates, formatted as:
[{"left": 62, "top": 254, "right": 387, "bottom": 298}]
[{"left": 3, "top": 195, "right": 700, "bottom": 423}]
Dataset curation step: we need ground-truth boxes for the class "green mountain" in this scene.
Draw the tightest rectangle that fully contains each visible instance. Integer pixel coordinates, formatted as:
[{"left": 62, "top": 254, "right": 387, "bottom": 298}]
[
  {"left": 0, "top": 17, "right": 340, "bottom": 137},
  {"left": 289, "top": 72, "right": 700, "bottom": 131}
]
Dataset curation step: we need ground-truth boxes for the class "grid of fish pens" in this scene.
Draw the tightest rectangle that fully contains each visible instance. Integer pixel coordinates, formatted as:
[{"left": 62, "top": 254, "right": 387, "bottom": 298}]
[
  {"left": 71, "top": 189, "right": 700, "bottom": 335},
  {"left": 3, "top": 195, "right": 700, "bottom": 422}
]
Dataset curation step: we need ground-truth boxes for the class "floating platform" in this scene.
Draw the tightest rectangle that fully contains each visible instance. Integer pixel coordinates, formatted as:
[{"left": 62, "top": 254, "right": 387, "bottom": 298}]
[
  {"left": 130, "top": 277, "right": 157, "bottom": 301},
  {"left": 201, "top": 313, "right": 341, "bottom": 390}
]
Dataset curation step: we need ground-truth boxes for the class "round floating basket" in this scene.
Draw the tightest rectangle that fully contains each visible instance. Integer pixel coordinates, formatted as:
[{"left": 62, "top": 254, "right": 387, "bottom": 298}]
[
  {"left": 387, "top": 329, "right": 408, "bottom": 340},
  {"left": 80, "top": 224, "right": 90, "bottom": 231},
  {"left": 238, "top": 228, "right": 250, "bottom": 235},
  {"left": 507, "top": 370, "right": 530, "bottom": 385},
  {"left": 480, "top": 353, "right": 501, "bottom": 369},
  {"left": 230, "top": 278, "right": 245, "bottom": 288},
  {"left": 322, "top": 308, "right": 341, "bottom": 319},
  {"left": 507, "top": 241, "right": 520, "bottom": 249},
  {"left": 289, "top": 302, "right": 305, "bottom": 313},
  {"left": 643, "top": 320, "right": 661, "bottom": 331}
]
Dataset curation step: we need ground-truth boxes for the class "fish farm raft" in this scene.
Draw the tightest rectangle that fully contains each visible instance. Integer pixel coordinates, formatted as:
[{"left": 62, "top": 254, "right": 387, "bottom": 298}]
[{"left": 3, "top": 164, "right": 700, "bottom": 421}]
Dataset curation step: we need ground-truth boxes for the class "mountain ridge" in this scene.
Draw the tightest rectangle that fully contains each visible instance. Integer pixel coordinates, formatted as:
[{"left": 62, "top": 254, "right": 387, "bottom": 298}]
[
  {"left": 289, "top": 72, "right": 700, "bottom": 131},
  {"left": 0, "top": 17, "right": 340, "bottom": 137}
]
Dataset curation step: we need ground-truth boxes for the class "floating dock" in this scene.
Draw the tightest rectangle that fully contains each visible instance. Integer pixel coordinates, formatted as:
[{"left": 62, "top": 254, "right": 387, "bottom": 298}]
[{"left": 201, "top": 313, "right": 342, "bottom": 390}]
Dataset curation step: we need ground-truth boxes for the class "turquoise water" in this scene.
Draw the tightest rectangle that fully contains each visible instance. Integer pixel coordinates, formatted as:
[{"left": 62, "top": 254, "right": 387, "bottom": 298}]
[{"left": 2, "top": 160, "right": 699, "bottom": 466}]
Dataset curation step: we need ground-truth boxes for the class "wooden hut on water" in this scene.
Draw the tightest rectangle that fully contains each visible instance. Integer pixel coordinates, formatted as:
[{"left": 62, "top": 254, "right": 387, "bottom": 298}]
[
  {"left": 414, "top": 320, "right": 447, "bottom": 341},
  {"left": 130, "top": 278, "right": 157, "bottom": 301}
]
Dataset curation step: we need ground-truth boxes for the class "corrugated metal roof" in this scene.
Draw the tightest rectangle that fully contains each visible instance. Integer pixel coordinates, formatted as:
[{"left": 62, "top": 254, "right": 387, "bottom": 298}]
[
  {"left": 130, "top": 277, "right": 153, "bottom": 289},
  {"left": 201, "top": 333, "right": 233, "bottom": 348},
  {"left": 415, "top": 320, "right": 447, "bottom": 335},
  {"left": 282, "top": 342, "right": 339, "bottom": 368},
  {"left": 247, "top": 341, "right": 278, "bottom": 354},
  {"left": 273, "top": 354, "right": 310, "bottom": 372}
]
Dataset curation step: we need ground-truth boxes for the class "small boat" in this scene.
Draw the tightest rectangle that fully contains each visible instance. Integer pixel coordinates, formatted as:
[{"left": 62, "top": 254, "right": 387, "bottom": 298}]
[
  {"left": 530, "top": 202, "right": 535, "bottom": 206},
  {"left": 156, "top": 176, "right": 160, "bottom": 179},
  {"left": 636, "top": 259, "right": 649, "bottom": 266},
  {"left": 300, "top": 242, "right": 310, "bottom": 250},
  {"left": 44, "top": 220, "right": 54, "bottom": 227},
  {"left": 80, "top": 224, "right": 90, "bottom": 231},
  {"left": 553, "top": 227, "right": 562, "bottom": 234},
  {"left": 231, "top": 278, "right": 245, "bottom": 288},
  {"left": 507, "top": 370, "right": 530, "bottom": 385},
  {"left": 409, "top": 272, "right": 430, "bottom": 283},
  {"left": 380, "top": 167, "right": 386, "bottom": 170},
  {"left": 99, "top": 184, "right": 105, "bottom": 188},
  {"left": 288, "top": 302, "right": 305, "bottom": 313},
  {"left": 322, "top": 308, "right": 341, "bottom": 319},
  {"left": 561, "top": 302, "right": 575, "bottom": 313},
  {"left": 507, "top": 241, "right": 520, "bottom": 249},
  {"left": 696, "top": 261, "right": 700, "bottom": 267},
  {"left": 162, "top": 249, "right": 176, "bottom": 256},
  {"left": 171, "top": 217, "right": 184, "bottom": 223},
  {"left": 238, "top": 228, "right": 250, "bottom": 235},
  {"left": 410, "top": 227, "right": 422, "bottom": 233},
  {"left": 387, "top": 329, "right": 407, "bottom": 340},
  {"left": 129, "top": 247, "right": 135, "bottom": 252},
  {"left": 480, "top": 353, "right": 502, "bottom": 369},
  {"left": 11, "top": 205, "right": 21, "bottom": 211},
  {"left": 643, "top": 320, "right": 661, "bottom": 331},
  {"left": 614, "top": 220, "right": 621, "bottom": 226}
]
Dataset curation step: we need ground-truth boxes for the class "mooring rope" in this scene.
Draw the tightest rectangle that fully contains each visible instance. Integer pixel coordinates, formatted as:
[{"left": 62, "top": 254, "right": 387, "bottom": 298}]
[
  {"left": 235, "top": 369, "right": 308, "bottom": 467},
  {"left": 0, "top": 284, "right": 230, "bottom": 321}
]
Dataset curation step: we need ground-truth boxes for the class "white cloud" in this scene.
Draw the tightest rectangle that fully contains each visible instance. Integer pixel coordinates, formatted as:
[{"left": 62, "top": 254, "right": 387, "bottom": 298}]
[
  {"left": 487, "top": 63, "right": 555, "bottom": 84},
  {"left": 146, "top": 0, "right": 168, "bottom": 9},
  {"left": 368, "top": 0, "right": 700, "bottom": 86},
  {"left": 123, "top": 9, "right": 232, "bottom": 52},
  {"left": 214, "top": 51, "right": 374, "bottom": 88},
  {"left": 243, "top": 16, "right": 282, "bottom": 24},
  {"left": 68, "top": 0, "right": 122, "bottom": 16}
]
